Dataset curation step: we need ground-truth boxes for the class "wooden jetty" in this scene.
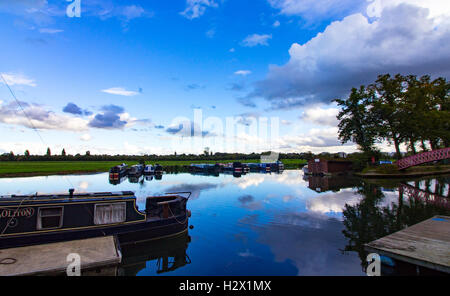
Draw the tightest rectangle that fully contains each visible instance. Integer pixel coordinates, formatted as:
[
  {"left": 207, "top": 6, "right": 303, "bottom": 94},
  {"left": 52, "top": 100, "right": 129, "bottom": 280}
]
[
  {"left": 365, "top": 216, "right": 450, "bottom": 274},
  {"left": 0, "top": 236, "right": 122, "bottom": 276}
]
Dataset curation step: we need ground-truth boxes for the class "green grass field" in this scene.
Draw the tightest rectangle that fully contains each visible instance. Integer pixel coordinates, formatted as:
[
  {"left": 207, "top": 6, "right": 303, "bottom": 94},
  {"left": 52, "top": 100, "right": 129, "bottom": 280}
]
[{"left": 0, "top": 159, "right": 307, "bottom": 177}]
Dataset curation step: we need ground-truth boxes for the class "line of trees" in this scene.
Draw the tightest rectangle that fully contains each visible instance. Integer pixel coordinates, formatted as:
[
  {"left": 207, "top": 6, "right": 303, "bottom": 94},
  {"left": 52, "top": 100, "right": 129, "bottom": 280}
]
[
  {"left": 0, "top": 150, "right": 317, "bottom": 162},
  {"left": 336, "top": 74, "right": 449, "bottom": 159}
]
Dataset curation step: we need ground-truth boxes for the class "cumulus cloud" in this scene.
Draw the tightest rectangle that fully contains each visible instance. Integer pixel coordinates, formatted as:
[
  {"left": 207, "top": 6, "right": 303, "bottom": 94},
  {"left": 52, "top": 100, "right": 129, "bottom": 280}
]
[
  {"left": 241, "top": 34, "right": 272, "bottom": 47},
  {"left": 0, "top": 101, "right": 89, "bottom": 131},
  {"left": 300, "top": 107, "right": 339, "bottom": 126},
  {"left": 180, "top": 0, "right": 218, "bottom": 20},
  {"left": 62, "top": 103, "right": 91, "bottom": 116},
  {"left": 0, "top": 73, "right": 36, "bottom": 87},
  {"left": 88, "top": 105, "right": 127, "bottom": 129},
  {"left": 278, "top": 127, "right": 351, "bottom": 149},
  {"left": 101, "top": 87, "right": 139, "bottom": 96},
  {"left": 247, "top": 2, "right": 450, "bottom": 109}
]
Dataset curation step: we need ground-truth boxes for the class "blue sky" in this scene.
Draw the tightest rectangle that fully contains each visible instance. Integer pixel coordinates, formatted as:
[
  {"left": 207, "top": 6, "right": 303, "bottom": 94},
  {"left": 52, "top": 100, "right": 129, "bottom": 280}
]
[{"left": 0, "top": 0, "right": 449, "bottom": 155}]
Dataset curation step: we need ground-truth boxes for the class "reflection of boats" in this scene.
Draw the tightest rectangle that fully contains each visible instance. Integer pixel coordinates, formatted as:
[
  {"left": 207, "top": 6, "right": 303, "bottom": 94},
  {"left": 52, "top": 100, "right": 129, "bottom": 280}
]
[
  {"left": 145, "top": 175, "right": 154, "bottom": 181},
  {"left": 189, "top": 171, "right": 220, "bottom": 177},
  {"left": 0, "top": 190, "right": 191, "bottom": 249},
  {"left": 128, "top": 164, "right": 144, "bottom": 176},
  {"left": 109, "top": 175, "right": 127, "bottom": 185},
  {"left": 128, "top": 175, "right": 144, "bottom": 183},
  {"left": 109, "top": 163, "right": 129, "bottom": 180},
  {"left": 154, "top": 164, "right": 163, "bottom": 174},
  {"left": 118, "top": 231, "right": 191, "bottom": 275},
  {"left": 269, "top": 161, "right": 284, "bottom": 171},
  {"left": 223, "top": 162, "right": 243, "bottom": 174},
  {"left": 144, "top": 165, "right": 155, "bottom": 175},
  {"left": 307, "top": 175, "right": 359, "bottom": 193},
  {"left": 189, "top": 163, "right": 221, "bottom": 173}
]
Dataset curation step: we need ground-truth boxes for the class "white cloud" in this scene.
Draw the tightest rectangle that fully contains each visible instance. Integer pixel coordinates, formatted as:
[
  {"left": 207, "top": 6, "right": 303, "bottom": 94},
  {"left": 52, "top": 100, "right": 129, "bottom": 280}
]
[
  {"left": 277, "top": 127, "right": 353, "bottom": 151},
  {"left": 249, "top": 2, "right": 450, "bottom": 109},
  {"left": 180, "top": 0, "right": 218, "bottom": 20},
  {"left": 0, "top": 73, "right": 36, "bottom": 87},
  {"left": 234, "top": 70, "right": 252, "bottom": 76},
  {"left": 121, "top": 5, "right": 145, "bottom": 20},
  {"left": 101, "top": 87, "right": 139, "bottom": 96},
  {"left": 268, "top": 0, "right": 363, "bottom": 20},
  {"left": 306, "top": 189, "right": 361, "bottom": 214},
  {"left": 241, "top": 34, "right": 272, "bottom": 47},
  {"left": 80, "top": 134, "right": 92, "bottom": 141},
  {"left": 229, "top": 48, "right": 235, "bottom": 52},
  {"left": 366, "top": 0, "right": 450, "bottom": 19},
  {"left": 0, "top": 101, "right": 89, "bottom": 131},
  {"left": 301, "top": 107, "right": 339, "bottom": 126},
  {"left": 39, "top": 28, "right": 63, "bottom": 34},
  {"left": 273, "top": 20, "right": 280, "bottom": 27}
]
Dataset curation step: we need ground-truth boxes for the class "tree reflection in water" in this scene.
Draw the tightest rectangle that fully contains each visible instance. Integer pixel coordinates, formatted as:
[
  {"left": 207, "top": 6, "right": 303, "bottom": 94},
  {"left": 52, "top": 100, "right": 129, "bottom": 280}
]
[{"left": 342, "top": 176, "right": 450, "bottom": 273}]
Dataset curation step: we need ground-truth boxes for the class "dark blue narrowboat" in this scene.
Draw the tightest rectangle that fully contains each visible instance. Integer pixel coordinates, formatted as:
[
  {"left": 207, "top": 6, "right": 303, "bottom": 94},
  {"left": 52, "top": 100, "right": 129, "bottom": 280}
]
[
  {"left": 109, "top": 163, "right": 129, "bottom": 180},
  {"left": 269, "top": 161, "right": 284, "bottom": 171},
  {"left": 154, "top": 164, "right": 163, "bottom": 174},
  {"left": 128, "top": 164, "right": 144, "bottom": 176},
  {"left": 0, "top": 190, "right": 191, "bottom": 250}
]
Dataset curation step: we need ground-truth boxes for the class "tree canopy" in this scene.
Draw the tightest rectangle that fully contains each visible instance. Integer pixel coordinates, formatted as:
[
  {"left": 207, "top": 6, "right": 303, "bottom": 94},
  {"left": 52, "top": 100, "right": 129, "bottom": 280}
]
[{"left": 335, "top": 74, "right": 449, "bottom": 159}]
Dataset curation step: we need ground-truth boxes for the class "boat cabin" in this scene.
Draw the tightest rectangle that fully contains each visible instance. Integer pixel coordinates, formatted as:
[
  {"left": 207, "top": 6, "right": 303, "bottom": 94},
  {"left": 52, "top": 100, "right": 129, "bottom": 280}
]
[
  {"left": 0, "top": 190, "right": 190, "bottom": 249},
  {"left": 129, "top": 164, "right": 144, "bottom": 176}
]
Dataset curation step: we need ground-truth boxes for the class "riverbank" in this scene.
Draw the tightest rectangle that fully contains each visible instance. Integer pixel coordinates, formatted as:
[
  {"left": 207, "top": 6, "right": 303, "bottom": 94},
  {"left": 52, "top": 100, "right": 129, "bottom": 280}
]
[
  {"left": 0, "top": 159, "right": 307, "bottom": 178},
  {"left": 355, "top": 164, "right": 450, "bottom": 179}
]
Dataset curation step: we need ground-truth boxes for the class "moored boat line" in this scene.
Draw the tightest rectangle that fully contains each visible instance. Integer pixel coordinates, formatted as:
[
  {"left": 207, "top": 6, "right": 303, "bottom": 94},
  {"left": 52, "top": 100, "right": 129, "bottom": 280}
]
[{"left": 187, "top": 161, "right": 284, "bottom": 174}]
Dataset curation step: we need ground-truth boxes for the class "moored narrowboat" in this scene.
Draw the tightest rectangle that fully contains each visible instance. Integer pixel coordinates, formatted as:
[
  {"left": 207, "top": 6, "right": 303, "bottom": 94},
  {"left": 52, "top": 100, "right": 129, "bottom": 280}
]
[
  {"left": 0, "top": 190, "right": 191, "bottom": 249},
  {"left": 129, "top": 164, "right": 144, "bottom": 176},
  {"left": 269, "top": 161, "right": 284, "bottom": 171},
  {"left": 109, "top": 163, "right": 129, "bottom": 180},
  {"left": 144, "top": 165, "right": 155, "bottom": 175},
  {"left": 154, "top": 164, "right": 163, "bottom": 174}
]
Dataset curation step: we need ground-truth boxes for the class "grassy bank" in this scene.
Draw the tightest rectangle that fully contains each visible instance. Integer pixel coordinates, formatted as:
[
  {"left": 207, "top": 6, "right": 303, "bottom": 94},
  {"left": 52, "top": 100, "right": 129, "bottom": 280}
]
[
  {"left": 356, "top": 164, "right": 450, "bottom": 178},
  {"left": 0, "top": 159, "right": 307, "bottom": 177}
]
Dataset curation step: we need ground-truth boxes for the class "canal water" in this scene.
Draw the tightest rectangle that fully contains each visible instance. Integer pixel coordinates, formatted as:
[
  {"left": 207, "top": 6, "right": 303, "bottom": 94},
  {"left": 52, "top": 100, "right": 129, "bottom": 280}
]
[{"left": 0, "top": 170, "right": 448, "bottom": 276}]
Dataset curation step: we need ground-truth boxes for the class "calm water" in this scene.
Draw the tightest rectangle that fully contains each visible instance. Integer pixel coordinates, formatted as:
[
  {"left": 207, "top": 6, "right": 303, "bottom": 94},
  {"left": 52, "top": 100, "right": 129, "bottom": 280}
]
[{"left": 0, "top": 170, "right": 448, "bottom": 276}]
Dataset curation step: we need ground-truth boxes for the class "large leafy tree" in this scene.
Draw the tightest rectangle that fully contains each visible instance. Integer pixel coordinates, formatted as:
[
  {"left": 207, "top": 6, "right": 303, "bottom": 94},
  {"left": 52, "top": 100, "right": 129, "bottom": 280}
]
[
  {"left": 335, "top": 86, "right": 377, "bottom": 153},
  {"left": 369, "top": 74, "right": 407, "bottom": 160}
]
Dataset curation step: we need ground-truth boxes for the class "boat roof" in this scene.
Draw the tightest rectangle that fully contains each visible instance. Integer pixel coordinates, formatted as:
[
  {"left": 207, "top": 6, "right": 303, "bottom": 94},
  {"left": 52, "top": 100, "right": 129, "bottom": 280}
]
[{"left": 0, "top": 191, "right": 136, "bottom": 203}]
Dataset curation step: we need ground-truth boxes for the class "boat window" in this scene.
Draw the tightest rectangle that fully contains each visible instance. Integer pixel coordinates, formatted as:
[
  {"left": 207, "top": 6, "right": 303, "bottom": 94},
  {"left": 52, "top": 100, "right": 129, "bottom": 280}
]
[
  {"left": 37, "top": 207, "right": 63, "bottom": 230},
  {"left": 94, "top": 203, "right": 126, "bottom": 225}
]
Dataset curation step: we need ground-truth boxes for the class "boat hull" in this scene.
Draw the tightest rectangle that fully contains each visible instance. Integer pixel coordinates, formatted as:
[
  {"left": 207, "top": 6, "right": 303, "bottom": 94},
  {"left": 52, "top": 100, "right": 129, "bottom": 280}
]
[{"left": 0, "top": 214, "right": 188, "bottom": 250}]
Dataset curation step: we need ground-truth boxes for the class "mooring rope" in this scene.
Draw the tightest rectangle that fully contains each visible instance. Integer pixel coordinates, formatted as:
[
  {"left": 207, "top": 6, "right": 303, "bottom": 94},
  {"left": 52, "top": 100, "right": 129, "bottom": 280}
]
[
  {"left": 1, "top": 196, "right": 29, "bottom": 236},
  {"left": 168, "top": 205, "right": 188, "bottom": 225}
]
